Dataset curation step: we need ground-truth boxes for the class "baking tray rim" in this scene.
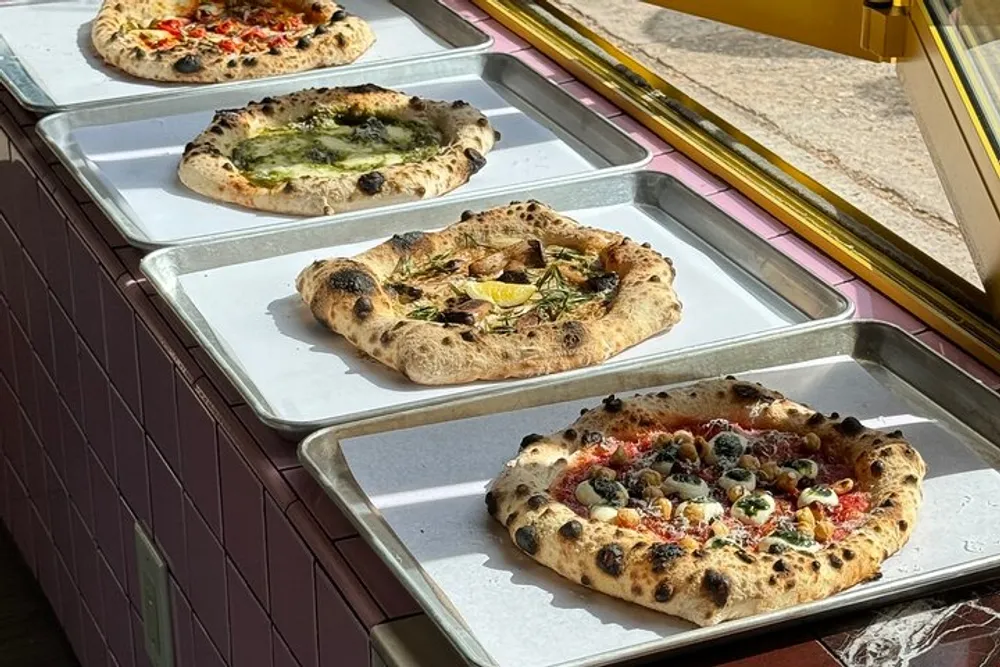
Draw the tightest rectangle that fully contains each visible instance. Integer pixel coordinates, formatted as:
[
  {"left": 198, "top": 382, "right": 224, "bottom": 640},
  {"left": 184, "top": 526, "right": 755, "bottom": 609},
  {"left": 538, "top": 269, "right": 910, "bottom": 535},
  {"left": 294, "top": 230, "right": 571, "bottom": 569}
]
[
  {"left": 297, "top": 318, "right": 1000, "bottom": 667},
  {"left": 0, "top": 0, "right": 493, "bottom": 114},
  {"left": 33, "top": 51, "right": 652, "bottom": 249},
  {"left": 138, "top": 169, "right": 854, "bottom": 435}
]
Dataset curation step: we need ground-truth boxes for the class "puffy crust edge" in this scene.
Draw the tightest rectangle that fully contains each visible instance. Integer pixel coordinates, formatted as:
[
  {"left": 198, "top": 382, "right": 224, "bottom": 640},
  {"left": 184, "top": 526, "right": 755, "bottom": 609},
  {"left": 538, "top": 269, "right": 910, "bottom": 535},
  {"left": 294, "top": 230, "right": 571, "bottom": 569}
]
[
  {"left": 486, "top": 378, "right": 927, "bottom": 626},
  {"left": 294, "top": 201, "right": 682, "bottom": 384},
  {"left": 91, "top": 0, "right": 374, "bottom": 84},
  {"left": 176, "top": 85, "right": 496, "bottom": 216}
]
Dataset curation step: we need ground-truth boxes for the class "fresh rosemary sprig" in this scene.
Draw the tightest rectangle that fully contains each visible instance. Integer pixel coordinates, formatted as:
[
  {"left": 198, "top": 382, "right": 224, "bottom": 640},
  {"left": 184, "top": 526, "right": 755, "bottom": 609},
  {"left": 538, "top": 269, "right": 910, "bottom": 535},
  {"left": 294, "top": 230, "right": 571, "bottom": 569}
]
[{"left": 407, "top": 305, "right": 442, "bottom": 321}]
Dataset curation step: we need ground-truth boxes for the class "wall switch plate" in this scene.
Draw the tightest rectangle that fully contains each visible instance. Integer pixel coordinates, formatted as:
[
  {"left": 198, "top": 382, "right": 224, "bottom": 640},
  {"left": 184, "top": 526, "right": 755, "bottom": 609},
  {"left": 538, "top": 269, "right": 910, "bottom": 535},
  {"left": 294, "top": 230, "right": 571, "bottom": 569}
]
[{"left": 135, "top": 522, "right": 174, "bottom": 667}]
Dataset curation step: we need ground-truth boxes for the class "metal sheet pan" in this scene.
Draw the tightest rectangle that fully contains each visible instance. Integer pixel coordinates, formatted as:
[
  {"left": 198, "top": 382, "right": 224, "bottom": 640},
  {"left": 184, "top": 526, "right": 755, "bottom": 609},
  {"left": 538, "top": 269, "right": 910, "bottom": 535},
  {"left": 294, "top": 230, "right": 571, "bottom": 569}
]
[
  {"left": 140, "top": 171, "right": 852, "bottom": 435},
  {"left": 299, "top": 319, "right": 1000, "bottom": 667},
  {"left": 0, "top": 0, "right": 490, "bottom": 113},
  {"left": 36, "top": 52, "right": 650, "bottom": 248}
]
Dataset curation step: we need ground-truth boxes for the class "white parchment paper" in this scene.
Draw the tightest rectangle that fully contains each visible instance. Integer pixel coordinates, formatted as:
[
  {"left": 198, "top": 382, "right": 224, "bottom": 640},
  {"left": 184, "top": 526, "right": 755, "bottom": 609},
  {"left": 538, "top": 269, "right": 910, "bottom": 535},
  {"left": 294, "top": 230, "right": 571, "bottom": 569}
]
[
  {"left": 339, "top": 357, "right": 1000, "bottom": 667},
  {"left": 0, "top": 0, "right": 450, "bottom": 107},
  {"left": 66, "top": 75, "right": 596, "bottom": 245},
  {"left": 177, "top": 203, "right": 803, "bottom": 425}
]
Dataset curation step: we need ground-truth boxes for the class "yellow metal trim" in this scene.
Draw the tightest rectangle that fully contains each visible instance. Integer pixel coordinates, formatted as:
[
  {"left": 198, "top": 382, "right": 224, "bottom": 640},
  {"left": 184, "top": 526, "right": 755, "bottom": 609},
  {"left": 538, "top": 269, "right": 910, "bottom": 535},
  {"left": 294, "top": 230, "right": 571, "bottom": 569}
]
[{"left": 472, "top": 0, "right": 1000, "bottom": 372}]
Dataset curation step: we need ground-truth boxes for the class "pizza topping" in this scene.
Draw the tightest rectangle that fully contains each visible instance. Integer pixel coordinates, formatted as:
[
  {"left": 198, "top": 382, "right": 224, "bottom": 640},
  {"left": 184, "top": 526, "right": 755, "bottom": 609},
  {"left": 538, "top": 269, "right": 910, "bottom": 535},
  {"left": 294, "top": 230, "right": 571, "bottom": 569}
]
[
  {"left": 706, "top": 431, "right": 746, "bottom": 464},
  {"left": 732, "top": 492, "right": 776, "bottom": 526},
  {"left": 575, "top": 478, "right": 628, "bottom": 507},
  {"left": 662, "top": 473, "right": 708, "bottom": 500},
  {"left": 463, "top": 281, "right": 537, "bottom": 308},
  {"left": 798, "top": 485, "right": 839, "bottom": 508},
  {"left": 676, "top": 498, "right": 723, "bottom": 524},
  {"left": 758, "top": 529, "right": 820, "bottom": 554},
  {"left": 589, "top": 505, "right": 620, "bottom": 523},
  {"left": 781, "top": 458, "right": 819, "bottom": 480},
  {"left": 717, "top": 467, "right": 756, "bottom": 493}
]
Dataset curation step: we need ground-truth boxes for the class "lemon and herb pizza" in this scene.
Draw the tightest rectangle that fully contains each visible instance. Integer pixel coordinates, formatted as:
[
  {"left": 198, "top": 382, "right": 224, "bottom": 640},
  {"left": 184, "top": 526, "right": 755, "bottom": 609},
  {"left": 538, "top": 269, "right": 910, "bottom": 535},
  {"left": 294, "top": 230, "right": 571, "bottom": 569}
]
[
  {"left": 91, "top": 0, "right": 374, "bottom": 83},
  {"left": 487, "top": 379, "right": 926, "bottom": 626},
  {"left": 295, "top": 200, "right": 682, "bottom": 384},
  {"left": 178, "top": 85, "right": 498, "bottom": 216}
]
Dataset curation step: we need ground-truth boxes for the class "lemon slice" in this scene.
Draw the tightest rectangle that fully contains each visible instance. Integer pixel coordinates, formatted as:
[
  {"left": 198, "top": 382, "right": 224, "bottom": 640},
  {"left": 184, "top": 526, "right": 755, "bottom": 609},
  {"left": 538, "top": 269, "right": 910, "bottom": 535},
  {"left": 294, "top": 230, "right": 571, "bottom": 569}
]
[{"left": 463, "top": 281, "right": 537, "bottom": 308}]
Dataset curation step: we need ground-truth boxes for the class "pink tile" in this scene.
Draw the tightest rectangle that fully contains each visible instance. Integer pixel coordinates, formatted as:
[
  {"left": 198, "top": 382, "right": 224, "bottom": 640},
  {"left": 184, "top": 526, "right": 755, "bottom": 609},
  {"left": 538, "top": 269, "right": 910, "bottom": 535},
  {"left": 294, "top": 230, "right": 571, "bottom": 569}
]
[
  {"left": 707, "top": 189, "right": 789, "bottom": 240},
  {"left": 50, "top": 298, "right": 82, "bottom": 419},
  {"left": 131, "top": 608, "right": 153, "bottom": 667},
  {"left": 148, "top": 442, "right": 188, "bottom": 589},
  {"left": 283, "top": 468, "right": 356, "bottom": 541},
  {"left": 178, "top": 379, "right": 221, "bottom": 538},
  {"left": 838, "top": 280, "right": 926, "bottom": 333},
  {"left": 649, "top": 152, "right": 727, "bottom": 197},
  {"left": 517, "top": 49, "right": 573, "bottom": 84},
  {"left": 272, "top": 630, "right": 302, "bottom": 667},
  {"left": 561, "top": 81, "right": 619, "bottom": 117},
  {"left": 193, "top": 615, "right": 226, "bottom": 667},
  {"left": 80, "top": 344, "right": 115, "bottom": 475},
  {"left": 336, "top": 538, "right": 419, "bottom": 619},
  {"left": 99, "top": 550, "right": 135, "bottom": 667},
  {"left": 82, "top": 599, "right": 107, "bottom": 667},
  {"left": 266, "top": 498, "right": 318, "bottom": 667},
  {"left": 67, "top": 228, "right": 106, "bottom": 366},
  {"left": 612, "top": 115, "right": 672, "bottom": 156},
  {"left": 170, "top": 578, "right": 196, "bottom": 667},
  {"left": 479, "top": 19, "right": 529, "bottom": 52},
  {"left": 316, "top": 567, "right": 368, "bottom": 667},
  {"left": 112, "top": 386, "right": 151, "bottom": 529},
  {"left": 184, "top": 496, "right": 229, "bottom": 662},
  {"left": 61, "top": 404, "right": 94, "bottom": 531},
  {"left": 90, "top": 448, "right": 126, "bottom": 586},
  {"left": 227, "top": 558, "right": 272, "bottom": 667},
  {"left": 917, "top": 331, "right": 1000, "bottom": 387},
  {"left": 137, "top": 322, "right": 180, "bottom": 475},
  {"left": 71, "top": 503, "right": 105, "bottom": 628},
  {"left": 438, "top": 0, "right": 489, "bottom": 22},
  {"left": 769, "top": 234, "right": 853, "bottom": 286},
  {"left": 104, "top": 279, "right": 141, "bottom": 419},
  {"left": 220, "top": 429, "right": 268, "bottom": 607},
  {"left": 235, "top": 406, "right": 299, "bottom": 471}
]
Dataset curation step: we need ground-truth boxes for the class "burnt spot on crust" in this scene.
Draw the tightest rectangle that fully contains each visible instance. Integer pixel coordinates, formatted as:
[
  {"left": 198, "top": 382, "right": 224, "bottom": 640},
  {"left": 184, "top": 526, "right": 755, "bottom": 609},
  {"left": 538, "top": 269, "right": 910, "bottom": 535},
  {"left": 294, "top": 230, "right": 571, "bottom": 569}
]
[
  {"left": 736, "top": 551, "right": 755, "bottom": 564},
  {"left": 898, "top": 519, "right": 909, "bottom": 531},
  {"left": 460, "top": 210, "right": 475, "bottom": 221},
  {"left": 485, "top": 491, "right": 498, "bottom": 516},
  {"left": 409, "top": 97, "right": 425, "bottom": 110},
  {"left": 842, "top": 548, "right": 856, "bottom": 561},
  {"left": 558, "top": 520, "right": 583, "bottom": 540},
  {"left": 870, "top": 460, "right": 885, "bottom": 477},
  {"left": 889, "top": 429, "right": 903, "bottom": 438},
  {"left": 829, "top": 554, "right": 844, "bottom": 569},
  {"left": 732, "top": 383, "right": 764, "bottom": 401},
  {"left": 880, "top": 498, "right": 895, "bottom": 508},
  {"left": 904, "top": 474, "right": 919, "bottom": 485},
  {"left": 515, "top": 484, "right": 530, "bottom": 497},
  {"left": 460, "top": 331, "right": 477, "bottom": 343},
  {"left": 519, "top": 434, "right": 545, "bottom": 450},
  {"left": 580, "top": 430, "right": 603, "bottom": 446},
  {"left": 649, "top": 543, "right": 684, "bottom": 573},
  {"left": 514, "top": 526, "right": 539, "bottom": 555},
  {"left": 342, "top": 84, "right": 387, "bottom": 94},
  {"left": 494, "top": 130, "right": 502, "bottom": 142},
  {"left": 654, "top": 582, "right": 674, "bottom": 603},
  {"left": 358, "top": 171, "right": 386, "bottom": 195},
  {"left": 587, "top": 272, "right": 620, "bottom": 293},
  {"left": 581, "top": 575, "right": 592, "bottom": 586},
  {"left": 701, "top": 570, "right": 731, "bottom": 607},
  {"left": 505, "top": 511, "right": 518, "bottom": 527},
  {"left": 811, "top": 560, "right": 821, "bottom": 571},
  {"left": 596, "top": 544, "right": 625, "bottom": 577},
  {"left": 242, "top": 56, "right": 258, "bottom": 67},
  {"left": 464, "top": 148, "right": 487, "bottom": 174},
  {"left": 527, "top": 494, "right": 548, "bottom": 510},
  {"left": 173, "top": 55, "right": 202, "bottom": 73},
  {"left": 656, "top": 391, "right": 669, "bottom": 399},
  {"left": 314, "top": 24, "right": 329, "bottom": 35},
  {"left": 330, "top": 8, "right": 347, "bottom": 21},
  {"left": 296, "top": 36, "right": 312, "bottom": 49},
  {"left": 773, "top": 559, "right": 787, "bottom": 573},
  {"left": 451, "top": 100, "right": 469, "bottom": 108},
  {"left": 269, "top": 46, "right": 282, "bottom": 56},
  {"left": 327, "top": 268, "right": 377, "bottom": 295},
  {"left": 388, "top": 231, "right": 426, "bottom": 251},
  {"left": 562, "top": 321, "right": 586, "bottom": 349},
  {"left": 477, "top": 117, "right": 489, "bottom": 127},
  {"left": 806, "top": 412, "right": 825, "bottom": 426},
  {"left": 835, "top": 417, "right": 865, "bottom": 437},
  {"left": 563, "top": 429, "right": 578, "bottom": 441},
  {"left": 352, "top": 296, "right": 373, "bottom": 320},
  {"left": 602, "top": 395, "right": 623, "bottom": 413}
]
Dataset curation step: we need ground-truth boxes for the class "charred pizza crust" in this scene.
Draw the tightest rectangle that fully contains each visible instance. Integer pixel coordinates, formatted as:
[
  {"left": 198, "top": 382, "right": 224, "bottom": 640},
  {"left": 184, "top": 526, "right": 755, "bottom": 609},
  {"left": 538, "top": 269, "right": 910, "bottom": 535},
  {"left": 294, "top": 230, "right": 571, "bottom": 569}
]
[
  {"left": 91, "top": 0, "right": 374, "bottom": 83},
  {"left": 295, "top": 201, "right": 682, "bottom": 384},
  {"left": 178, "top": 85, "right": 497, "bottom": 215},
  {"left": 487, "top": 379, "right": 926, "bottom": 626}
]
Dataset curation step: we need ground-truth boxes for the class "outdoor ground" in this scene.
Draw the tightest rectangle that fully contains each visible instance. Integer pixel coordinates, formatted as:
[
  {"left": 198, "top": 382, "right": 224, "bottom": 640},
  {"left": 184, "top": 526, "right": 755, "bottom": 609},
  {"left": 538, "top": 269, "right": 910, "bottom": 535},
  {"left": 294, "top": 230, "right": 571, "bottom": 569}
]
[{"left": 552, "top": 0, "right": 982, "bottom": 287}]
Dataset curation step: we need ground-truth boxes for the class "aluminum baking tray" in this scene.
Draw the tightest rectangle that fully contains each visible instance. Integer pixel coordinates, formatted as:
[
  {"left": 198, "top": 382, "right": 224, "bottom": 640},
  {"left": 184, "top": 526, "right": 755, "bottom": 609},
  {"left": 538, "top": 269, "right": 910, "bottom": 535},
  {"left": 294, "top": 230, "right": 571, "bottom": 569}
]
[
  {"left": 140, "top": 170, "right": 852, "bottom": 435},
  {"left": 299, "top": 319, "right": 1000, "bottom": 667},
  {"left": 0, "top": 0, "right": 490, "bottom": 113},
  {"left": 37, "top": 52, "right": 650, "bottom": 248}
]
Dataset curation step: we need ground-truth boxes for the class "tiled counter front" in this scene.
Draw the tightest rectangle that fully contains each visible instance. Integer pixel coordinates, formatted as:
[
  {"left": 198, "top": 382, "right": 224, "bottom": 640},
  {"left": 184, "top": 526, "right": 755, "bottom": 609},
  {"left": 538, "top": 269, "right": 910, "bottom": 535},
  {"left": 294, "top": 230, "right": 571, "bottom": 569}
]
[{"left": 1, "top": 4, "right": 1000, "bottom": 667}]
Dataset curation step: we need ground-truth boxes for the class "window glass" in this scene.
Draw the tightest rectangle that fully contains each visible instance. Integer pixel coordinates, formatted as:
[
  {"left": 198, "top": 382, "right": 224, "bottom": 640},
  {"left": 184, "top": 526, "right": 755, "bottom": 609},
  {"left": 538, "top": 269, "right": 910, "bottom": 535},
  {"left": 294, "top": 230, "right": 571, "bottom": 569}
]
[{"left": 548, "top": 0, "right": 982, "bottom": 288}]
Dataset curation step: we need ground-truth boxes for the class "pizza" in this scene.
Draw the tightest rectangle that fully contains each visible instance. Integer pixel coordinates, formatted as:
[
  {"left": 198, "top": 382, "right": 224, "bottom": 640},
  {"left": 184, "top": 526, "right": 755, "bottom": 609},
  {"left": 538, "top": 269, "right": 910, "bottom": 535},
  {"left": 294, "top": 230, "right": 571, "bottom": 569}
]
[
  {"left": 295, "top": 201, "right": 682, "bottom": 384},
  {"left": 486, "top": 379, "right": 926, "bottom": 626},
  {"left": 178, "top": 85, "right": 498, "bottom": 215},
  {"left": 91, "top": 0, "right": 374, "bottom": 83}
]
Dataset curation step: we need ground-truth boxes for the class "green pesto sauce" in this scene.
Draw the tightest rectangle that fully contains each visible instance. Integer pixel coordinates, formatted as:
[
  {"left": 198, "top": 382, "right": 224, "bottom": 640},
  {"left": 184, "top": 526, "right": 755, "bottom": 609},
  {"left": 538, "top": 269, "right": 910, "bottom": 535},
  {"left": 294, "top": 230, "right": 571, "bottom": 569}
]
[{"left": 232, "top": 110, "right": 443, "bottom": 188}]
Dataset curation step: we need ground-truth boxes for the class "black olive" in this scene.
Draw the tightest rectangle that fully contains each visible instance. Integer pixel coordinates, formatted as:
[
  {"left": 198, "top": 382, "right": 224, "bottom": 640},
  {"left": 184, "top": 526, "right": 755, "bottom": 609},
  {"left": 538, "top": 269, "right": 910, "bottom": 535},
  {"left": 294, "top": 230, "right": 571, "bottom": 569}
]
[
  {"left": 586, "top": 272, "right": 619, "bottom": 293},
  {"left": 498, "top": 270, "right": 530, "bottom": 284},
  {"left": 330, "top": 8, "right": 347, "bottom": 21},
  {"left": 296, "top": 36, "right": 312, "bottom": 49},
  {"left": 173, "top": 55, "right": 203, "bottom": 73},
  {"left": 357, "top": 171, "right": 385, "bottom": 195},
  {"left": 464, "top": 148, "right": 487, "bottom": 174}
]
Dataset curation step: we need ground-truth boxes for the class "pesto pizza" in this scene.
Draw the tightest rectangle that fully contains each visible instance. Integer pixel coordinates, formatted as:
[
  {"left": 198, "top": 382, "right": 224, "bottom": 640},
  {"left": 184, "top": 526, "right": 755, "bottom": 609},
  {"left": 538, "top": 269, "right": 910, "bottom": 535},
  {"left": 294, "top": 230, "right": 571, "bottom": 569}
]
[
  {"left": 487, "top": 379, "right": 926, "bottom": 626},
  {"left": 91, "top": 0, "right": 374, "bottom": 83},
  {"left": 295, "top": 201, "right": 682, "bottom": 384},
  {"left": 178, "top": 85, "right": 498, "bottom": 216}
]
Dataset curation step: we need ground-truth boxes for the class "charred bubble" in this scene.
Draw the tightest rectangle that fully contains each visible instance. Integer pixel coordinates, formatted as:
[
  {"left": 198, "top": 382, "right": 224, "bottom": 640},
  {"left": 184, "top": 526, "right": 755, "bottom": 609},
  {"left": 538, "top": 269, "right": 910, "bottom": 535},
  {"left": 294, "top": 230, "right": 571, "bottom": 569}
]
[
  {"left": 649, "top": 543, "right": 684, "bottom": 572},
  {"left": 357, "top": 171, "right": 386, "bottom": 195},
  {"left": 514, "top": 526, "right": 539, "bottom": 555},
  {"left": 596, "top": 544, "right": 625, "bottom": 576},
  {"left": 173, "top": 55, "right": 203, "bottom": 73},
  {"left": 587, "top": 272, "right": 620, "bottom": 293}
]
